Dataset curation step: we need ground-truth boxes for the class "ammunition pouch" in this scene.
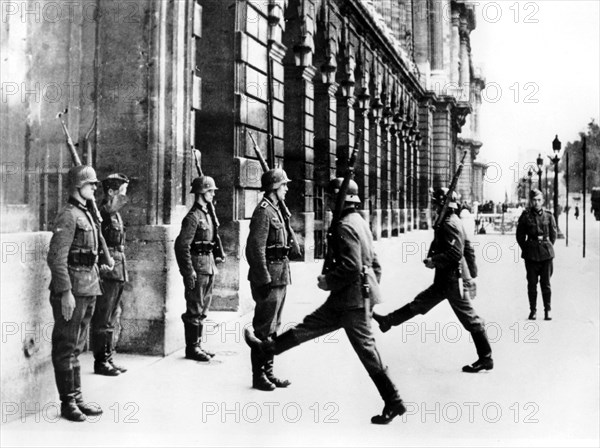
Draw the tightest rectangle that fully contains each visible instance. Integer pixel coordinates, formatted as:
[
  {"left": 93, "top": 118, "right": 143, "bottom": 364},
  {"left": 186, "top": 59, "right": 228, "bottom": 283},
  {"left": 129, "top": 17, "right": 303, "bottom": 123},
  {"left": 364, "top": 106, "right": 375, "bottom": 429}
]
[
  {"left": 68, "top": 249, "right": 98, "bottom": 267},
  {"left": 191, "top": 240, "right": 215, "bottom": 255},
  {"left": 266, "top": 245, "right": 290, "bottom": 260}
]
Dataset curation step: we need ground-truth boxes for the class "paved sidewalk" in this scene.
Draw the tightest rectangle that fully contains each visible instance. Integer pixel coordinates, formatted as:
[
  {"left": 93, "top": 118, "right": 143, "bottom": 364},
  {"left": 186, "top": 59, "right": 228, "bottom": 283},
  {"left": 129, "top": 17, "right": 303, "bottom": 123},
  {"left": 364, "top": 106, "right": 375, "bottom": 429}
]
[{"left": 1, "top": 229, "right": 599, "bottom": 447}]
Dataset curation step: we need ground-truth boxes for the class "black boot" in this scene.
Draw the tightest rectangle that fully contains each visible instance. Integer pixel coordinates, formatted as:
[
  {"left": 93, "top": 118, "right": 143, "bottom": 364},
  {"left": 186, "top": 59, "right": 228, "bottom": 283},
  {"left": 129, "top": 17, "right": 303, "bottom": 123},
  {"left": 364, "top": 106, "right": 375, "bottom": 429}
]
[
  {"left": 93, "top": 333, "right": 121, "bottom": 376},
  {"left": 184, "top": 323, "right": 211, "bottom": 362},
  {"left": 264, "top": 355, "right": 291, "bottom": 388},
  {"left": 251, "top": 348, "right": 275, "bottom": 391},
  {"left": 198, "top": 323, "right": 215, "bottom": 358},
  {"left": 373, "top": 304, "right": 416, "bottom": 333},
  {"left": 544, "top": 310, "right": 552, "bottom": 321},
  {"left": 528, "top": 309, "right": 537, "bottom": 320},
  {"left": 105, "top": 330, "right": 127, "bottom": 373},
  {"left": 55, "top": 370, "right": 86, "bottom": 422},
  {"left": 244, "top": 328, "right": 298, "bottom": 356},
  {"left": 369, "top": 369, "right": 406, "bottom": 424},
  {"left": 73, "top": 366, "right": 103, "bottom": 416},
  {"left": 462, "top": 330, "right": 494, "bottom": 373}
]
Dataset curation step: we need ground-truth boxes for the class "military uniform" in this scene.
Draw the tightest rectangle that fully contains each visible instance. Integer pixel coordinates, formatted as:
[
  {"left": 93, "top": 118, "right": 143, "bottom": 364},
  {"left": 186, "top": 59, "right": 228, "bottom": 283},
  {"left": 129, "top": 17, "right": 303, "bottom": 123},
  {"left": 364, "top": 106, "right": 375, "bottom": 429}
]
[
  {"left": 47, "top": 196, "right": 103, "bottom": 420},
  {"left": 516, "top": 207, "right": 557, "bottom": 317},
  {"left": 246, "top": 196, "right": 292, "bottom": 340},
  {"left": 90, "top": 199, "right": 128, "bottom": 374},
  {"left": 373, "top": 210, "right": 493, "bottom": 373},
  {"left": 175, "top": 201, "right": 218, "bottom": 360}
]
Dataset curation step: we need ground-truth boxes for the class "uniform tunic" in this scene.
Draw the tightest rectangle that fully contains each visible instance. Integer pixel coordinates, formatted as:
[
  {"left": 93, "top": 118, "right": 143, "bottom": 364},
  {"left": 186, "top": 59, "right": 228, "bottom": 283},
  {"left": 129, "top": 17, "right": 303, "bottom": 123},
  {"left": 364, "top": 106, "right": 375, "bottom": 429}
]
[
  {"left": 246, "top": 196, "right": 291, "bottom": 340},
  {"left": 47, "top": 197, "right": 102, "bottom": 371},
  {"left": 175, "top": 202, "right": 218, "bottom": 324}
]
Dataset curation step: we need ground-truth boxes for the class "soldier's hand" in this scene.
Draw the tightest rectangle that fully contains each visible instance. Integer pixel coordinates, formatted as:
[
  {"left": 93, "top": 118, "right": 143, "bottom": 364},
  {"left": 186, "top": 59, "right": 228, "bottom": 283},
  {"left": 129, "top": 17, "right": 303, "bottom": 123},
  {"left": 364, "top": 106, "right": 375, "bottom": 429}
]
[
  {"left": 185, "top": 273, "right": 197, "bottom": 290},
  {"left": 61, "top": 290, "right": 76, "bottom": 321},
  {"left": 423, "top": 258, "right": 435, "bottom": 269},
  {"left": 317, "top": 274, "right": 329, "bottom": 291},
  {"left": 215, "top": 256, "right": 225, "bottom": 264},
  {"left": 99, "top": 264, "right": 114, "bottom": 275}
]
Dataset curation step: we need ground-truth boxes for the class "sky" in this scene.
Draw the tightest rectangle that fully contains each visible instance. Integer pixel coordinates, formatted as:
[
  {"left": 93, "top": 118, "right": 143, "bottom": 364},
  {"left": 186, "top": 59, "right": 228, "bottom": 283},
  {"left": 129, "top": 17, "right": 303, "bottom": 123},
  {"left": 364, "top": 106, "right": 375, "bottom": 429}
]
[{"left": 469, "top": 0, "right": 600, "bottom": 201}]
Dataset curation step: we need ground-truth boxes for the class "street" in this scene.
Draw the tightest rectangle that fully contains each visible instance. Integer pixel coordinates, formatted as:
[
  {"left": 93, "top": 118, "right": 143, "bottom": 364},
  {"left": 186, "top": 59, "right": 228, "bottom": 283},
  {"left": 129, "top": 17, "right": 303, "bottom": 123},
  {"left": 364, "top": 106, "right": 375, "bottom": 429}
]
[{"left": 2, "top": 221, "right": 599, "bottom": 448}]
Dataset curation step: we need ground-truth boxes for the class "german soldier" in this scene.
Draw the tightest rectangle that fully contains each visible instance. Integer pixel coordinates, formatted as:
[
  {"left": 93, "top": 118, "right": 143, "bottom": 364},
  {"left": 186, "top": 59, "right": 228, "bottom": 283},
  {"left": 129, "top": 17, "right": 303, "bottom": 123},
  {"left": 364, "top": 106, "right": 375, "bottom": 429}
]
[
  {"left": 516, "top": 188, "right": 557, "bottom": 321},
  {"left": 373, "top": 188, "right": 494, "bottom": 373},
  {"left": 46, "top": 165, "right": 106, "bottom": 421},
  {"left": 90, "top": 173, "right": 130, "bottom": 376},
  {"left": 175, "top": 175, "right": 222, "bottom": 362},
  {"left": 245, "top": 168, "right": 293, "bottom": 391},
  {"left": 245, "top": 178, "right": 407, "bottom": 424}
]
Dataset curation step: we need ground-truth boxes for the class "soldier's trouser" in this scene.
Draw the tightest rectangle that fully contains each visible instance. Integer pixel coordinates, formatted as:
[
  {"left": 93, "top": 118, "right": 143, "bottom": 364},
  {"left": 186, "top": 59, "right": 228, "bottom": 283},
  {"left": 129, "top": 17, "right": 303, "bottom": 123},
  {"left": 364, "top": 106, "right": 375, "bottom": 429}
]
[
  {"left": 250, "top": 283, "right": 287, "bottom": 340},
  {"left": 525, "top": 259, "right": 553, "bottom": 312},
  {"left": 50, "top": 293, "right": 96, "bottom": 372},
  {"left": 90, "top": 280, "right": 124, "bottom": 358},
  {"left": 276, "top": 302, "right": 387, "bottom": 378},
  {"left": 182, "top": 273, "right": 214, "bottom": 325},
  {"left": 410, "top": 280, "right": 486, "bottom": 334}
]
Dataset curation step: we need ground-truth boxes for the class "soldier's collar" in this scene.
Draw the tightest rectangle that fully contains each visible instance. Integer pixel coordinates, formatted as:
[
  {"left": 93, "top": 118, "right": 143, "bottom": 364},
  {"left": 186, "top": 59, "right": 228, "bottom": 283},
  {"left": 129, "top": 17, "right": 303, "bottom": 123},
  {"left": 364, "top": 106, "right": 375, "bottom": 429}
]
[
  {"left": 68, "top": 196, "right": 88, "bottom": 212},
  {"left": 261, "top": 196, "right": 278, "bottom": 210},
  {"left": 192, "top": 201, "right": 209, "bottom": 212}
]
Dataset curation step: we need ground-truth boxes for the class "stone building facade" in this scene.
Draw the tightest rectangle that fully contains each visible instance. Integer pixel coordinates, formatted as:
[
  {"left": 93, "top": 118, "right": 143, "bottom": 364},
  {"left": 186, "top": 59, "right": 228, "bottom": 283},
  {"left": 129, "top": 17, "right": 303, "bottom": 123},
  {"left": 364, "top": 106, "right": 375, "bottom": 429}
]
[{"left": 1, "top": 0, "right": 485, "bottom": 410}]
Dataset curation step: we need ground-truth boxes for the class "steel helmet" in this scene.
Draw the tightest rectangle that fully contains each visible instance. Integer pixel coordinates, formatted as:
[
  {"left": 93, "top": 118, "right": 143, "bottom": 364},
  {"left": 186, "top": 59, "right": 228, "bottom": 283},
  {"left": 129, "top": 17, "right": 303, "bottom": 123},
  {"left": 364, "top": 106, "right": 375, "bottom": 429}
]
[
  {"left": 190, "top": 176, "right": 218, "bottom": 194},
  {"left": 326, "top": 177, "right": 361, "bottom": 203},
  {"left": 102, "top": 173, "right": 129, "bottom": 191},
  {"left": 431, "top": 187, "right": 458, "bottom": 209},
  {"left": 260, "top": 168, "right": 290, "bottom": 191},
  {"left": 529, "top": 188, "right": 543, "bottom": 200},
  {"left": 68, "top": 165, "right": 99, "bottom": 192}
]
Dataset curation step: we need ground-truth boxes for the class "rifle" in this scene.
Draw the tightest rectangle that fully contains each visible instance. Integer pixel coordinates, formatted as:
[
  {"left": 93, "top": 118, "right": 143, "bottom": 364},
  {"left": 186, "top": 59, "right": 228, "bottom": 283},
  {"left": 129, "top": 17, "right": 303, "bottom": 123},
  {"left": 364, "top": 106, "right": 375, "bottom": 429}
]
[
  {"left": 192, "top": 149, "right": 226, "bottom": 261},
  {"left": 322, "top": 130, "right": 361, "bottom": 275},
  {"left": 56, "top": 108, "right": 114, "bottom": 269},
  {"left": 247, "top": 130, "right": 301, "bottom": 258},
  {"left": 433, "top": 150, "right": 468, "bottom": 229}
]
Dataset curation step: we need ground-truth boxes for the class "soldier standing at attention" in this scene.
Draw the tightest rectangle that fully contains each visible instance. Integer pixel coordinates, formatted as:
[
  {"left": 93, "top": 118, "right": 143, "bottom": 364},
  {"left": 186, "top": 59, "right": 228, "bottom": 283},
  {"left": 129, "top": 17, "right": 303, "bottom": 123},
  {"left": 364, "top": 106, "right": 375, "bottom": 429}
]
[
  {"left": 373, "top": 188, "right": 494, "bottom": 374},
  {"left": 516, "top": 188, "right": 557, "bottom": 321},
  {"left": 46, "top": 165, "right": 106, "bottom": 421},
  {"left": 245, "top": 178, "right": 407, "bottom": 424},
  {"left": 175, "top": 175, "right": 223, "bottom": 362},
  {"left": 245, "top": 168, "right": 294, "bottom": 391},
  {"left": 91, "top": 173, "right": 130, "bottom": 376}
]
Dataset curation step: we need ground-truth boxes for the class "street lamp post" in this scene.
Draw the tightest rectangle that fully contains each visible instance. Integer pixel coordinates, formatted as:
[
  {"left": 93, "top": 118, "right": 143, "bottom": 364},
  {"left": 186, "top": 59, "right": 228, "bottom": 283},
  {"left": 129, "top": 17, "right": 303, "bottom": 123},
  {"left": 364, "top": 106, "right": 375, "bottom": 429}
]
[
  {"left": 527, "top": 168, "right": 533, "bottom": 194},
  {"left": 549, "top": 135, "right": 565, "bottom": 239},
  {"left": 536, "top": 153, "right": 544, "bottom": 192}
]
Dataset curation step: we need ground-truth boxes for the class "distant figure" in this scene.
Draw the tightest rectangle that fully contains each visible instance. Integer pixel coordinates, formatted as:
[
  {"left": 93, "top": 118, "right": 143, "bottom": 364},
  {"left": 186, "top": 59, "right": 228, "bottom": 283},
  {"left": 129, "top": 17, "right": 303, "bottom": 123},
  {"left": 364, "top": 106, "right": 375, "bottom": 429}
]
[
  {"left": 574, "top": 205, "right": 580, "bottom": 220},
  {"left": 516, "top": 189, "right": 557, "bottom": 321}
]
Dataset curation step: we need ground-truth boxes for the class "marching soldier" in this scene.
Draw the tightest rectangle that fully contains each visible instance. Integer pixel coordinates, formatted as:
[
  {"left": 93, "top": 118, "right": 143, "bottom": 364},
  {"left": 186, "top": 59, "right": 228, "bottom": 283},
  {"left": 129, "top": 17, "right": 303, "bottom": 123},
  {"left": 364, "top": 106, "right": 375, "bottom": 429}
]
[
  {"left": 46, "top": 165, "right": 106, "bottom": 421},
  {"left": 245, "top": 168, "right": 294, "bottom": 391},
  {"left": 245, "top": 178, "right": 407, "bottom": 424},
  {"left": 373, "top": 188, "right": 494, "bottom": 373},
  {"left": 516, "top": 188, "right": 557, "bottom": 321},
  {"left": 175, "top": 175, "right": 223, "bottom": 362},
  {"left": 91, "top": 173, "right": 130, "bottom": 376}
]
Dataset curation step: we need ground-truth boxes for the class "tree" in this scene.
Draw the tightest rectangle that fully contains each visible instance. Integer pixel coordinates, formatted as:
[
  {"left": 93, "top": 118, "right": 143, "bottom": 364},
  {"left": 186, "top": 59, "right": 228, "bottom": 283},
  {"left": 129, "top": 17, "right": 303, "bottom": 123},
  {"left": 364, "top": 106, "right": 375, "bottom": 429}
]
[{"left": 560, "top": 119, "right": 600, "bottom": 192}]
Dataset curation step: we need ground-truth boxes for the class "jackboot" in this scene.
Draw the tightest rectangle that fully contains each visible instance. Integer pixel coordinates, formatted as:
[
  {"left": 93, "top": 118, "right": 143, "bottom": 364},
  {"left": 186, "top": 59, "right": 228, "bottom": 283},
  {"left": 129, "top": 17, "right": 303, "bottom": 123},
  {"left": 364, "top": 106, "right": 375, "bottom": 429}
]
[
  {"left": 251, "top": 348, "right": 275, "bottom": 391},
  {"left": 369, "top": 369, "right": 406, "bottom": 424},
  {"left": 243, "top": 328, "right": 298, "bottom": 356},
  {"left": 198, "top": 323, "right": 215, "bottom": 358},
  {"left": 184, "top": 322, "right": 211, "bottom": 362},
  {"left": 105, "top": 330, "right": 127, "bottom": 373},
  {"left": 73, "top": 366, "right": 103, "bottom": 416},
  {"left": 528, "top": 310, "right": 537, "bottom": 320},
  {"left": 55, "top": 370, "right": 86, "bottom": 422},
  {"left": 93, "top": 332, "right": 121, "bottom": 376},
  {"left": 264, "top": 354, "right": 291, "bottom": 388},
  {"left": 372, "top": 304, "right": 416, "bottom": 333},
  {"left": 462, "top": 330, "right": 494, "bottom": 373},
  {"left": 544, "top": 310, "right": 552, "bottom": 321}
]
